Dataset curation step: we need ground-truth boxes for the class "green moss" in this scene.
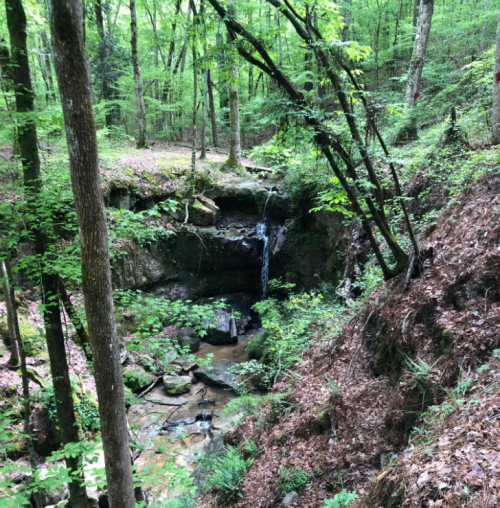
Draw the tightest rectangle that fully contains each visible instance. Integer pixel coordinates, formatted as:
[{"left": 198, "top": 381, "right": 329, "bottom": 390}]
[
  {"left": 317, "top": 403, "right": 331, "bottom": 432},
  {"left": 436, "top": 329, "right": 451, "bottom": 356},
  {"left": 123, "top": 365, "right": 154, "bottom": 392},
  {"left": 0, "top": 318, "right": 45, "bottom": 359}
]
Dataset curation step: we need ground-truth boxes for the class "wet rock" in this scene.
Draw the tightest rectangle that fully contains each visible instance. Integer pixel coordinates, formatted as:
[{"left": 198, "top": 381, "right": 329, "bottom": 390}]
[
  {"left": 194, "top": 359, "right": 240, "bottom": 391},
  {"left": 206, "top": 311, "right": 238, "bottom": 345},
  {"left": 123, "top": 365, "right": 154, "bottom": 392},
  {"left": 177, "top": 327, "right": 200, "bottom": 353},
  {"left": 282, "top": 491, "right": 299, "bottom": 507},
  {"left": 163, "top": 375, "right": 192, "bottom": 395},
  {"left": 163, "top": 364, "right": 183, "bottom": 376}
]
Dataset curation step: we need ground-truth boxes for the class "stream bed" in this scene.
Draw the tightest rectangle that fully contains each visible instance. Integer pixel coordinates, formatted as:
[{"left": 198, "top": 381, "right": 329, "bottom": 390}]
[{"left": 127, "top": 332, "right": 255, "bottom": 501}]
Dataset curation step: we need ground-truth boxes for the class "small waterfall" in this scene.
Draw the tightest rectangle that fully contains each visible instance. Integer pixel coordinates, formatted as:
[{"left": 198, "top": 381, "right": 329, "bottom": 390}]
[{"left": 257, "top": 191, "right": 272, "bottom": 299}]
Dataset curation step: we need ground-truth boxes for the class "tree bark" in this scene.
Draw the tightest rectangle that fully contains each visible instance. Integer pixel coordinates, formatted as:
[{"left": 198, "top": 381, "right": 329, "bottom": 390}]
[
  {"left": 405, "top": 0, "right": 434, "bottom": 109},
  {"left": 49, "top": 1, "right": 136, "bottom": 507},
  {"left": 58, "top": 279, "right": 92, "bottom": 361},
  {"left": 492, "top": 7, "right": 500, "bottom": 144},
  {"left": 130, "top": 0, "right": 147, "bottom": 147},
  {"left": 207, "top": 69, "right": 219, "bottom": 146},
  {"left": 225, "top": 4, "right": 241, "bottom": 168},
  {"left": 4, "top": 2, "right": 90, "bottom": 506},
  {"left": 0, "top": 259, "right": 20, "bottom": 368}
]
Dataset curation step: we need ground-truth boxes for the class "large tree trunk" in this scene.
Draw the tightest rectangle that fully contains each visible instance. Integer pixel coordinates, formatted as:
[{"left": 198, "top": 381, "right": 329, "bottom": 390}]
[
  {"left": 49, "top": 1, "right": 136, "bottom": 507},
  {"left": 0, "top": 259, "right": 42, "bottom": 508},
  {"left": 492, "top": 7, "right": 500, "bottom": 145},
  {"left": 4, "top": 2, "right": 90, "bottom": 507},
  {"left": 130, "top": 0, "right": 147, "bottom": 147},
  {"left": 224, "top": 5, "right": 241, "bottom": 168},
  {"left": 404, "top": 0, "right": 434, "bottom": 109}
]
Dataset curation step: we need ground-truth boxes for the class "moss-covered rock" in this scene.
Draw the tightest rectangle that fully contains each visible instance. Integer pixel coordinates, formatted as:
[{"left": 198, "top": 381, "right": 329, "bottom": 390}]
[
  {"left": 163, "top": 375, "right": 191, "bottom": 395},
  {"left": 123, "top": 365, "right": 154, "bottom": 392},
  {"left": 0, "top": 317, "right": 46, "bottom": 359}
]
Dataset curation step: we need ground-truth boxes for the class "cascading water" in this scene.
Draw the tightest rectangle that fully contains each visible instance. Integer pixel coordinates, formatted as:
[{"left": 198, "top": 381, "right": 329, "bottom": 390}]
[{"left": 257, "top": 191, "right": 272, "bottom": 299}]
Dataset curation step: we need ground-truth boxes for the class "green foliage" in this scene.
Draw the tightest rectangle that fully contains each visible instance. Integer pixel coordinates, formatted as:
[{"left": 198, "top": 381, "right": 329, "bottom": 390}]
[
  {"left": 114, "top": 289, "right": 221, "bottom": 364},
  {"left": 36, "top": 379, "right": 100, "bottom": 433},
  {"left": 107, "top": 199, "right": 178, "bottom": 254},
  {"left": 209, "top": 445, "right": 253, "bottom": 502},
  {"left": 323, "top": 489, "right": 359, "bottom": 507},
  {"left": 277, "top": 466, "right": 311, "bottom": 494},
  {"left": 245, "top": 287, "right": 348, "bottom": 388}
]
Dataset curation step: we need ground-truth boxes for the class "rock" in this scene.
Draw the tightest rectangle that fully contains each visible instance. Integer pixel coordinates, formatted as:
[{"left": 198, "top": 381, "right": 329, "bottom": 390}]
[
  {"left": 198, "top": 195, "right": 220, "bottom": 215},
  {"left": 123, "top": 365, "right": 154, "bottom": 392},
  {"left": 172, "top": 357, "right": 199, "bottom": 372},
  {"left": 194, "top": 359, "right": 240, "bottom": 391},
  {"left": 417, "top": 470, "right": 430, "bottom": 490},
  {"left": 282, "top": 491, "right": 299, "bottom": 507},
  {"left": 177, "top": 327, "right": 200, "bottom": 353},
  {"left": 163, "top": 364, "right": 183, "bottom": 376},
  {"left": 190, "top": 199, "right": 219, "bottom": 226},
  {"left": 41, "top": 481, "right": 69, "bottom": 505},
  {"left": 206, "top": 311, "right": 238, "bottom": 345},
  {"left": 163, "top": 375, "right": 192, "bottom": 395}
]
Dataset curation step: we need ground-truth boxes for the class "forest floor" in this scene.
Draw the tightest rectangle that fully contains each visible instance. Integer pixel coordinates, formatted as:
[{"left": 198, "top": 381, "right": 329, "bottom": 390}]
[{"left": 199, "top": 172, "right": 500, "bottom": 507}]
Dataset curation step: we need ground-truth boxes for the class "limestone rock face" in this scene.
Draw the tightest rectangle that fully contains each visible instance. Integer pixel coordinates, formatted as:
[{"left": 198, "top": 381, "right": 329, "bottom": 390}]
[
  {"left": 194, "top": 359, "right": 240, "bottom": 391},
  {"left": 177, "top": 327, "right": 200, "bottom": 352},
  {"left": 163, "top": 375, "right": 192, "bottom": 395}
]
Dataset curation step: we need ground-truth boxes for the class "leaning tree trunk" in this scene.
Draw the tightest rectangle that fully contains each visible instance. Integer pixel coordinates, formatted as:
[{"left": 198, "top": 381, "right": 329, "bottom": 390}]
[
  {"left": 130, "top": 0, "right": 147, "bottom": 148},
  {"left": 4, "top": 2, "right": 90, "bottom": 507},
  {"left": 492, "top": 7, "right": 500, "bottom": 145},
  {"left": 404, "top": 0, "right": 434, "bottom": 109},
  {"left": 49, "top": 1, "right": 137, "bottom": 507}
]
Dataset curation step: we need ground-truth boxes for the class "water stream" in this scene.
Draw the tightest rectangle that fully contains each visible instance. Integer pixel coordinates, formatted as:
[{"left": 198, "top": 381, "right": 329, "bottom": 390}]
[{"left": 257, "top": 191, "right": 272, "bottom": 300}]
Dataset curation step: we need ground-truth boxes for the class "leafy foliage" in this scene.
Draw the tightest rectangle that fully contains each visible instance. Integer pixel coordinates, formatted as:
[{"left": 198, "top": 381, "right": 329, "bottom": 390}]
[{"left": 209, "top": 445, "right": 253, "bottom": 502}]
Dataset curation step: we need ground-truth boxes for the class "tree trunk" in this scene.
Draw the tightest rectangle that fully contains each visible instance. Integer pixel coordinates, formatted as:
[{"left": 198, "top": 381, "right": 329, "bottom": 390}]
[
  {"left": 41, "top": 30, "right": 54, "bottom": 100},
  {"left": 49, "top": 1, "right": 136, "bottom": 507},
  {"left": 58, "top": 279, "right": 92, "bottom": 361},
  {"left": 224, "top": 4, "right": 241, "bottom": 168},
  {"left": 492, "top": 7, "right": 500, "bottom": 144},
  {"left": 216, "top": 31, "right": 229, "bottom": 125},
  {"left": 130, "top": 0, "right": 147, "bottom": 148},
  {"left": 391, "top": 0, "right": 402, "bottom": 82},
  {"left": 207, "top": 69, "right": 218, "bottom": 146},
  {"left": 405, "top": 0, "right": 434, "bottom": 108},
  {"left": 342, "top": 0, "right": 352, "bottom": 42},
  {"left": 0, "top": 258, "right": 20, "bottom": 368},
  {"left": 4, "top": 2, "right": 90, "bottom": 506},
  {"left": 276, "top": 10, "right": 282, "bottom": 67},
  {"left": 0, "top": 258, "right": 42, "bottom": 508},
  {"left": 191, "top": 37, "right": 197, "bottom": 184}
]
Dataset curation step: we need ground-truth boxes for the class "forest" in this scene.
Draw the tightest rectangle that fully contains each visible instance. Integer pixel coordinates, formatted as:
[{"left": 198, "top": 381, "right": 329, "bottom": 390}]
[{"left": 1, "top": 0, "right": 500, "bottom": 507}]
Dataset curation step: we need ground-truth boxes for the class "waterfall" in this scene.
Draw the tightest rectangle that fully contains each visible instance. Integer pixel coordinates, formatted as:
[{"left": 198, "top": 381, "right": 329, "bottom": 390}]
[{"left": 257, "top": 191, "right": 272, "bottom": 299}]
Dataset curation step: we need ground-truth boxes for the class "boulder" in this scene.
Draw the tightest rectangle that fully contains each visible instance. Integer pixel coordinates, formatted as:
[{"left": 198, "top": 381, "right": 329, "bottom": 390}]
[
  {"left": 194, "top": 359, "right": 240, "bottom": 391},
  {"left": 206, "top": 311, "right": 238, "bottom": 345},
  {"left": 123, "top": 365, "right": 154, "bottom": 392},
  {"left": 189, "top": 199, "right": 218, "bottom": 226},
  {"left": 163, "top": 375, "right": 192, "bottom": 395},
  {"left": 176, "top": 327, "right": 200, "bottom": 353}
]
